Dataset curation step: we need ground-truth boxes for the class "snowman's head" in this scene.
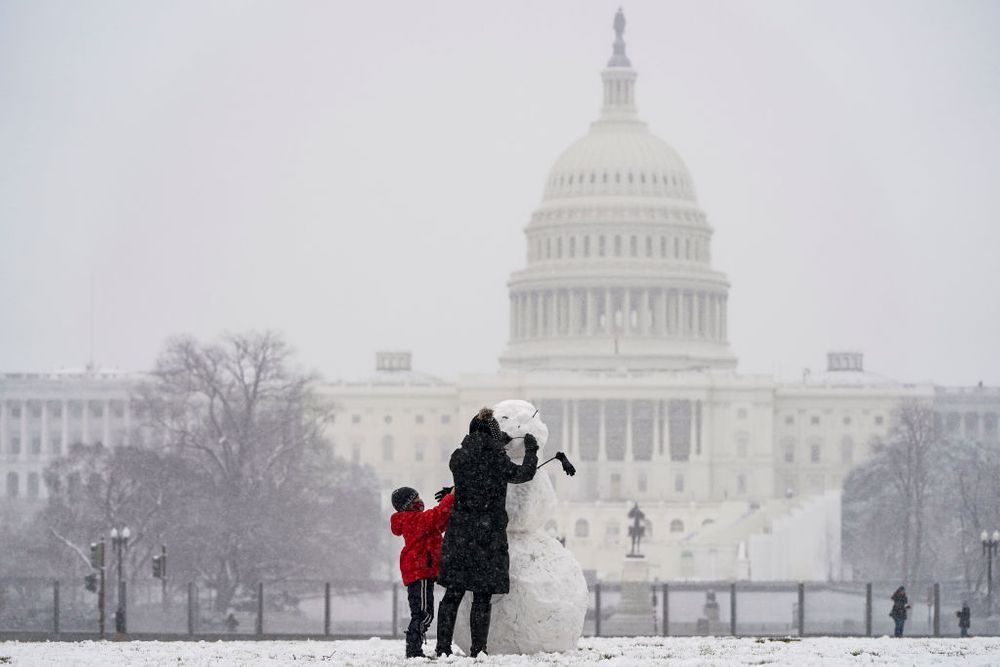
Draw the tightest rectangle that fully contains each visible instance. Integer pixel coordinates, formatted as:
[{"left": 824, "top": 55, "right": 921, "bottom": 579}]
[{"left": 492, "top": 399, "right": 549, "bottom": 459}]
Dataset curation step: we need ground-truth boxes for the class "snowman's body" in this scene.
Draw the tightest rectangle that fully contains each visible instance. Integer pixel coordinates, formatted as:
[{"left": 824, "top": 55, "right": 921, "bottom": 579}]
[{"left": 451, "top": 400, "right": 588, "bottom": 654}]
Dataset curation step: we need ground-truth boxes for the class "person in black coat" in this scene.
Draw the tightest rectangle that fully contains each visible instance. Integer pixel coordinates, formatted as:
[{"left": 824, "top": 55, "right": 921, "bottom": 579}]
[
  {"left": 434, "top": 407, "right": 538, "bottom": 658},
  {"left": 890, "top": 586, "right": 910, "bottom": 637},
  {"left": 956, "top": 601, "right": 971, "bottom": 637}
]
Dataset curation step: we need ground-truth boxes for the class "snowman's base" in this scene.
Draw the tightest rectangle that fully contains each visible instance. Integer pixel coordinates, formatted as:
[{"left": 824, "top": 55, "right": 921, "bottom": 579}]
[{"left": 452, "top": 532, "right": 588, "bottom": 655}]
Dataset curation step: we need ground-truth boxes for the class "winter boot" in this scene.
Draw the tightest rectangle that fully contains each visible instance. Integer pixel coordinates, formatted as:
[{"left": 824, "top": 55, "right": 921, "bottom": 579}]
[
  {"left": 435, "top": 590, "right": 461, "bottom": 657},
  {"left": 405, "top": 631, "right": 427, "bottom": 659}
]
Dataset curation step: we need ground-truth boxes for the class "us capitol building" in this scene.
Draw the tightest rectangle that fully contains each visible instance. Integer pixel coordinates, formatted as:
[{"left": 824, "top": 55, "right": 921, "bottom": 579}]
[{"left": 1, "top": 11, "right": 997, "bottom": 582}]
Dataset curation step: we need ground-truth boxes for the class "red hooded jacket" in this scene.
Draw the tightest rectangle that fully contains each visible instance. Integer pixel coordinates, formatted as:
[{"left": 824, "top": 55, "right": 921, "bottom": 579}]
[{"left": 390, "top": 492, "right": 455, "bottom": 585}]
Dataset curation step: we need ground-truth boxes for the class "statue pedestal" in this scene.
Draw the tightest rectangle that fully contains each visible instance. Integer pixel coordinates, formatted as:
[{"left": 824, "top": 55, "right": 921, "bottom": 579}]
[{"left": 603, "top": 557, "right": 656, "bottom": 636}]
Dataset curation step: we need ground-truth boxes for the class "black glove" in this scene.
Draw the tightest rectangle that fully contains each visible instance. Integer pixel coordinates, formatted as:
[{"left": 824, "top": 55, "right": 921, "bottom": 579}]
[
  {"left": 555, "top": 452, "right": 576, "bottom": 476},
  {"left": 523, "top": 433, "right": 538, "bottom": 452},
  {"left": 434, "top": 486, "right": 454, "bottom": 502}
]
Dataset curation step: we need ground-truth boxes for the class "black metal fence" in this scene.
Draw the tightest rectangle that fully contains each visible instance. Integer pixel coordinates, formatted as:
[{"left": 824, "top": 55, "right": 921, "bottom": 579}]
[{"left": 0, "top": 578, "right": 993, "bottom": 641}]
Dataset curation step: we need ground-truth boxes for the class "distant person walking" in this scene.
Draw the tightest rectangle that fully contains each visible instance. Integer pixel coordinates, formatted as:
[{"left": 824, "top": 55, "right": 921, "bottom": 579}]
[
  {"left": 956, "top": 601, "right": 971, "bottom": 637},
  {"left": 890, "top": 586, "right": 910, "bottom": 637}
]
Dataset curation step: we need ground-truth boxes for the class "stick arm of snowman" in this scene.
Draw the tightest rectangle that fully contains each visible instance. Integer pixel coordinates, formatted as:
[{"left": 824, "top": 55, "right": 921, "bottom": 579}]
[{"left": 507, "top": 436, "right": 576, "bottom": 477}]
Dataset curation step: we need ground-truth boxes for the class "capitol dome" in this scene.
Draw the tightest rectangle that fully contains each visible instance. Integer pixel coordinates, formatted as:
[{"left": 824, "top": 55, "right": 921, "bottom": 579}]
[
  {"left": 499, "top": 9, "right": 736, "bottom": 373},
  {"left": 543, "top": 120, "right": 697, "bottom": 203}
]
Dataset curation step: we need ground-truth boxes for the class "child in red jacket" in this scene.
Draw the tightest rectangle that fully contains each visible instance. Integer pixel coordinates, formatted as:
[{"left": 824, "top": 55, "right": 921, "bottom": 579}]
[{"left": 390, "top": 485, "right": 454, "bottom": 659}]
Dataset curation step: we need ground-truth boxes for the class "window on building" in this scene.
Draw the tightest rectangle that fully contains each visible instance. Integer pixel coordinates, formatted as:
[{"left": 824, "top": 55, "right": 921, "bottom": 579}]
[
  {"left": 660, "top": 236, "right": 667, "bottom": 257},
  {"left": 737, "top": 408, "right": 747, "bottom": 419},
  {"left": 29, "top": 403, "right": 41, "bottom": 419},
  {"left": 111, "top": 402, "right": 125, "bottom": 419},
  {"left": 702, "top": 518, "right": 715, "bottom": 527},
  {"left": 785, "top": 415, "right": 794, "bottom": 425},
  {"left": 6, "top": 472, "right": 19, "bottom": 498},
  {"left": 841, "top": 437, "right": 854, "bottom": 466},
  {"left": 810, "top": 443, "right": 821, "bottom": 463},
  {"left": 557, "top": 237, "right": 563, "bottom": 258},
  {"left": 674, "top": 473, "right": 684, "bottom": 493},
  {"left": 810, "top": 415, "right": 820, "bottom": 426},
  {"left": 382, "top": 436, "right": 394, "bottom": 461},
  {"left": 670, "top": 519, "right": 685, "bottom": 533},
  {"left": 50, "top": 436, "right": 61, "bottom": 456},
  {"left": 638, "top": 472, "right": 647, "bottom": 493},
  {"left": 415, "top": 415, "right": 424, "bottom": 425},
  {"left": 782, "top": 439, "right": 795, "bottom": 463},
  {"left": 10, "top": 437, "right": 20, "bottom": 456},
  {"left": 49, "top": 403, "right": 62, "bottom": 419},
  {"left": 30, "top": 436, "right": 41, "bottom": 455},
  {"left": 384, "top": 415, "right": 392, "bottom": 424},
  {"left": 875, "top": 414, "right": 884, "bottom": 426},
  {"left": 545, "top": 238, "right": 551, "bottom": 259},
  {"left": 645, "top": 236, "right": 652, "bottom": 257},
  {"left": 842, "top": 416, "right": 852, "bottom": 426},
  {"left": 584, "top": 237, "right": 591, "bottom": 257},
  {"left": 569, "top": 237, "right": 576, "bottom": 258},
  {"left": 351, "top": 415, "right": 361, "bottom": 424},
  {"left": 737, "top": 474, "right": 747, "bottom": 495},
  {"left": 27, "top": 473, "right": 39, "bottom": 499},
  {"left": 441, "top": 414, "right": 451, "bottom": 424},
  {"left": 629, "top": 235, "right": 637, "bottom": 256},
  {"left": 614, "top": 235, "right": 622, "bottom": 257},
  {"left": 415, "top": 442, "right": 425, "bottom": 462},
  {"left": 609, "top": 473, "right": 622, "bottom": 499},
  {"left": 575, "top": 519, "right": 589, "bottom": 538},
  {"left": 90, "top": 403, "right": 103, "bottom": 418},
  {"left": 736, "top": 435, "right": 748, "bottom": 458}
]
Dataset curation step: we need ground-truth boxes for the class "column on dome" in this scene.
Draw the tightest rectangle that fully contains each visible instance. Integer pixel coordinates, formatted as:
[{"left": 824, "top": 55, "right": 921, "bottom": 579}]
[
  {"left": 721, "top": 295, "right": 728, "bottom": 341},
  {"left": 584, "top": 287, "right": 597, "bottom": 336},
  {"left": 568, "top": 289, "right": 579, "bottom": 335},
  {"left": 623, "top": 289, "right": 631, "bottom": 335},
  {"left": 605, "top": 287, "right": 612, "bottom": 334},
  {"left": 675, "top": 289, "right": 683, "bottom": 337},
  {"left": 551, "top": 290, "right": 558, "bottom": 336},
  {"left": 661, "top": 288, "right": 670, "bottom": 336},
  {"left": 535, "top": 291, "right": 543, "bottom": 338}
]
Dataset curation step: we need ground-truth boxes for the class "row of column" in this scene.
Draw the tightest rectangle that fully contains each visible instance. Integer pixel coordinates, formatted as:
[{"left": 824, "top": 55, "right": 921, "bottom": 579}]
[
  {"left": 510, "top": 287, "right": 727, "bottom": 342},
  {"left": 0, "top": 399, "right": 130, "bottom": 456},
  {"left": 551, "top": 398, "right": 701, "bottom": 464}
]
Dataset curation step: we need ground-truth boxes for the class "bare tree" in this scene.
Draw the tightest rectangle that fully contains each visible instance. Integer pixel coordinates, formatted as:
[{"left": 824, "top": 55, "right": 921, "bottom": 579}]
[{"left": 137, "top": 331, "right": 381, "bottom": 611}]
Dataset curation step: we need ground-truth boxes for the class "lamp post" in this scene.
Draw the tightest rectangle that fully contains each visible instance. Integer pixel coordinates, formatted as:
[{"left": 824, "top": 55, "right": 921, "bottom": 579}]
[
  {"left": 110, "top": 526, "right": 130, "bottom": 636},
  {"left": 981, "top": 529, "right": 999, "bottom": 617}
]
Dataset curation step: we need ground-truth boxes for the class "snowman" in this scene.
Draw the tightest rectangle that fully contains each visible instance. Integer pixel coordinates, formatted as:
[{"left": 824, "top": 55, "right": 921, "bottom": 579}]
[{"left": 451, "top": 399, "right": 589, "bottom": 655}]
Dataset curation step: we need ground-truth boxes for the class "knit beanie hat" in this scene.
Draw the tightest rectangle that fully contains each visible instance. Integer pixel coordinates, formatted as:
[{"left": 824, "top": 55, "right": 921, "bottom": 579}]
[{"left": 391, "top": 486, "right": 419, "bottom": 512}]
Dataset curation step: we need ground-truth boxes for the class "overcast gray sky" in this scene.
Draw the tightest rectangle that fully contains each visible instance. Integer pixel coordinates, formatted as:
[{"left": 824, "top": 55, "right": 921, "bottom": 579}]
[{"left": 1, "top": 0, "right": 998, "bottom": 385}]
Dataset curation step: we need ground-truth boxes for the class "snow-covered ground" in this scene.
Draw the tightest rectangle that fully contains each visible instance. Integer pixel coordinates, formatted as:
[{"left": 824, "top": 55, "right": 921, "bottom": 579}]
[{"left": 2, "top": 636, "right": 1000, "bottom": 666}]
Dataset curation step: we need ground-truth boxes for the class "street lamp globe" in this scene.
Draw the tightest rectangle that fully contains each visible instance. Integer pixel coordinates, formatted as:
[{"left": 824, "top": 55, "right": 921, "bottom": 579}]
[
  {"left": 994, "top": 530, "right": 1000, "bottom": 543},
  {"left": 122, "top": 527, "right": 131, "bottom": 540},
  {"left": 110, "top": 527, "right": 119, "bottom": 540}
]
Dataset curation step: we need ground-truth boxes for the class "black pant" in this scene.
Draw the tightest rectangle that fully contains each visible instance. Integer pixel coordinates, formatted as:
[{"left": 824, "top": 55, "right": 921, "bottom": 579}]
[
  {"left": 406, "top": 578, "right": 435, "bottom": 642},
  {"left": 435, "top": 587, "right": 492, "bottom": 654}
]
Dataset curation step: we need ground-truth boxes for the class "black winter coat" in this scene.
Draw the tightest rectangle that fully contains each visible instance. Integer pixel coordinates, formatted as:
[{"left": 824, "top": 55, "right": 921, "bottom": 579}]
[
  {"left": 890, "top": 590, "right": 909, "bottom": 620},
  {"left": 437, "top": 431, "right": 537, "bottom": 594}
]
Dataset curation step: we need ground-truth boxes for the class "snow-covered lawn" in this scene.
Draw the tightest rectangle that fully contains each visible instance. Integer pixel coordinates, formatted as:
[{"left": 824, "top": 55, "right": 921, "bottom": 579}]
[{"left": 2, "top": 636, "right": 1000, "bottom": 665}]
